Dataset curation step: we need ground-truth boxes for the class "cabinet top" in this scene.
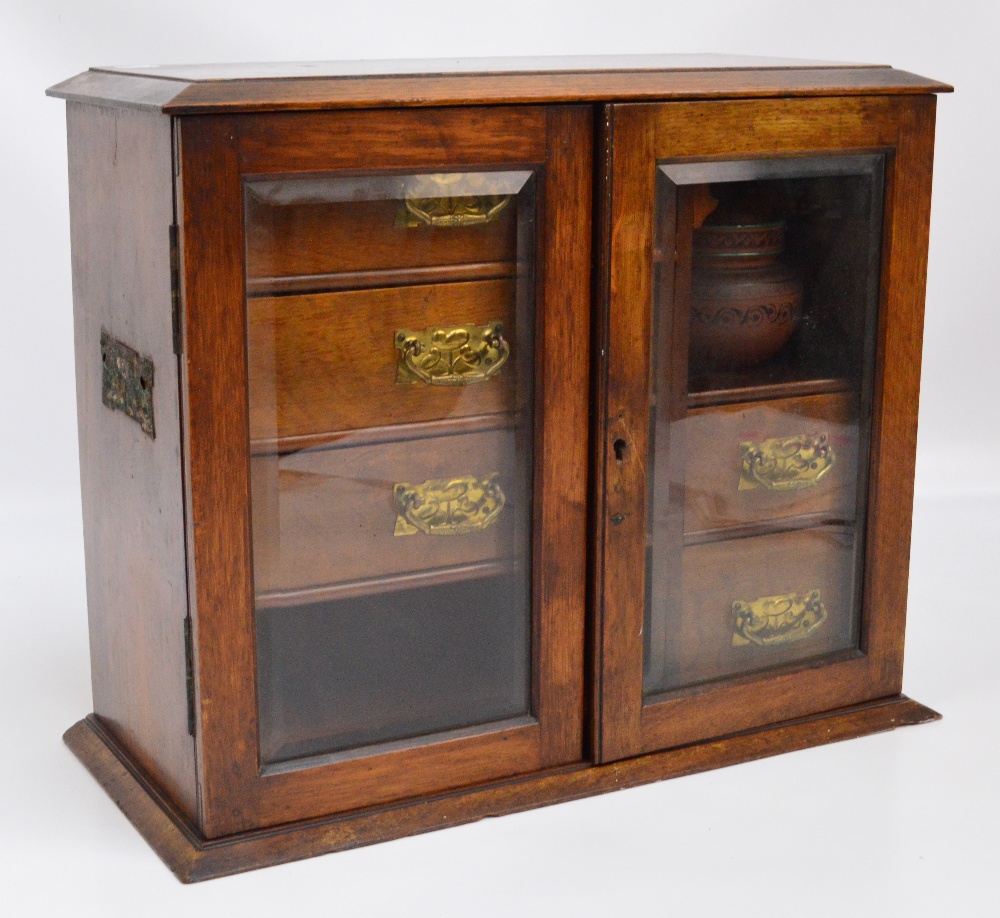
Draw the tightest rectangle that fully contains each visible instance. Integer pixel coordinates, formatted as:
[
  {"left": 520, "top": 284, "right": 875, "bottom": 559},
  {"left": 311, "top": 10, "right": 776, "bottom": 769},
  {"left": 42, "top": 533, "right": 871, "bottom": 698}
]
[{"left": 47, "top": 54, "right": 951, "bottom": 114}]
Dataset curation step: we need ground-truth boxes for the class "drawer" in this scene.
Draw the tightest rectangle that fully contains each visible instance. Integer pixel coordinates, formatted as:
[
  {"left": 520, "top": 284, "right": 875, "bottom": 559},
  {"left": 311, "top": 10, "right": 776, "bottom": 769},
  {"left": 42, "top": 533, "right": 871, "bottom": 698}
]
[
  {"left": 655, "top": 526, "right": 859, "bottom": 693},
  {"left": 245, "top": 182, "right": 518, "bottom": 286},
  {"left": 682, "top": 392, "right": 859, "bottom": 535},
  {"left": 248, "top": 279, "right": 523, "bottom": 446},
  {"left": 250, "top": 424, "right": 529, "bottom": 599}
]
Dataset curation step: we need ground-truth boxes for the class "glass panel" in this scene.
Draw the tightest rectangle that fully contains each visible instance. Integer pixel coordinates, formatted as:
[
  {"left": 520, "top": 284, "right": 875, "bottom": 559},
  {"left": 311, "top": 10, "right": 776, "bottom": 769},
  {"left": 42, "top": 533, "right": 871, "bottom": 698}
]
[
  {"left": 244, "top": 170, "right": 537, "bottom": 767},
  {"left": 644, "top": 155, "right": 883, "bottom": 697}
]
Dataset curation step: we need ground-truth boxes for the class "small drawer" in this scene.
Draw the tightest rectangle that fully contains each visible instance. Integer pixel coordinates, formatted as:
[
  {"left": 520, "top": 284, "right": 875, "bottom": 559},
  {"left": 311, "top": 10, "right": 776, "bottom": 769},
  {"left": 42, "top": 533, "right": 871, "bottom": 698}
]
[
  {"left": 682, "top": 392, "right": 859, "bottom": 536},
  {"left": 250, "top": 424, "right": 529, "bottom": 600},
  {"left": 247, "top": 279, "right": 523, "bottom": 446},
  {"left": 654, "top": 526, "right": 859, "bottom": 693},
  {"left": 245, "top": 182, "right": 518, "bottom": 286}
]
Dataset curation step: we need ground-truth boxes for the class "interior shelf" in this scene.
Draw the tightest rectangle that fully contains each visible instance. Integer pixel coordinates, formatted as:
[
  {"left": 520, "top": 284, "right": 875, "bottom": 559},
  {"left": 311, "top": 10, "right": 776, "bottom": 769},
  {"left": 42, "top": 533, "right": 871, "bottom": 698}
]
[
  {"left": 687, "top": 374, "right": 851, "bottom": 410},
  {"left": 255, "top": 557, "right": 524, "bottom": 609}
]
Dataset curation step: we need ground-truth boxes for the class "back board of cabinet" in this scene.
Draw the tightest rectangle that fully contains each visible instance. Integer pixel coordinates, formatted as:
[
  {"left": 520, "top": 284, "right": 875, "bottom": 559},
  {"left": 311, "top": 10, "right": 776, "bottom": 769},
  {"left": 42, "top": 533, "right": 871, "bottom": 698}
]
[{"left": 48, "top": 55, "right": 950, "bottom": 881}]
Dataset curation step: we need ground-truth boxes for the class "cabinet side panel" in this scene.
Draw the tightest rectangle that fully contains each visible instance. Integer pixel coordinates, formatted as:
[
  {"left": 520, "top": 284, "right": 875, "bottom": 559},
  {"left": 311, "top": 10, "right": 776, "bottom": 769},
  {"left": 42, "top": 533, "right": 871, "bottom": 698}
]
[{"left": 66, "top": 102, "right": 198, "bottom": 819}]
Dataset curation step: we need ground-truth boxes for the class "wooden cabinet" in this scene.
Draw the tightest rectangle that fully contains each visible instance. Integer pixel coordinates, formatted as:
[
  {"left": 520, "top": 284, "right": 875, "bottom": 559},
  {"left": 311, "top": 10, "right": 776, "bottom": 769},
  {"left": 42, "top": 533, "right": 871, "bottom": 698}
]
[{"left": 48, "top": 55, "right": 950, "bottom": 882}]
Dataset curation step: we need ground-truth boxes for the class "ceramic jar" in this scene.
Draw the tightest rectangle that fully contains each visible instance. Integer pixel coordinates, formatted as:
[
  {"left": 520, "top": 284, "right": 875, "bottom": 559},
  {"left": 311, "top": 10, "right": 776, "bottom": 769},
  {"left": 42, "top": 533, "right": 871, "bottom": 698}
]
[{"left": 689, "top": 221, "right": 803, "bottom": 371}]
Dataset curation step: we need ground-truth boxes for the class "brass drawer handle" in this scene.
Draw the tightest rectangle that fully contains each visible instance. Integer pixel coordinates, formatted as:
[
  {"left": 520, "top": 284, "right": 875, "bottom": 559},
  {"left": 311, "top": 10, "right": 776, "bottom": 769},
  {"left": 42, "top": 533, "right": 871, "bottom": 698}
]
[
  {"left": 403, "top": 173, "right": 511, "bottom": 227},
  {"left": 393, "top": 473, "right": 505, "bottom": 536},
  {"left": 395, "top": 321, "right": 509, "bottom": 386},
  {"left": 739, "top": 433, "right": 835, "bottom": 491},
  {"left": 731, "top": 589, "right": 827, "bottom": 647}
]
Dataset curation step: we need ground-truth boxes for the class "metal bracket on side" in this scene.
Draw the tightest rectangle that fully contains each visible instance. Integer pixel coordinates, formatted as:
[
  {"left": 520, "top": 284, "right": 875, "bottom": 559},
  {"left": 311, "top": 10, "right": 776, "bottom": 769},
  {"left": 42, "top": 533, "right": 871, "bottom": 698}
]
[{"left": 100, "top": 330, "right": 155, "bottom": 438}]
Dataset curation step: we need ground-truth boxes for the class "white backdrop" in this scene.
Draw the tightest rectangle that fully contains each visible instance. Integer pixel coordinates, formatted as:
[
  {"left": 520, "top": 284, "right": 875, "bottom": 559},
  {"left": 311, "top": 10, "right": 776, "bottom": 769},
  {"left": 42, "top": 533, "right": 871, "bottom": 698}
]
[{"left": 1, "top": 1, "right": 996, "bottom": 914}]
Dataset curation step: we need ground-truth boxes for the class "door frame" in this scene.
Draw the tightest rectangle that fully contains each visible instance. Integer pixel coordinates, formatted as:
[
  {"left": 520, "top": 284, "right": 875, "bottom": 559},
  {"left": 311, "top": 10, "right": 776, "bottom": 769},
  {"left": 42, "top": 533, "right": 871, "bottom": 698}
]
[
  {"left": 595, "top": 95, "right": 937, "bottom": 762},
  {"left": 177, "top": 105, "right": 592, "bottom": 837}
]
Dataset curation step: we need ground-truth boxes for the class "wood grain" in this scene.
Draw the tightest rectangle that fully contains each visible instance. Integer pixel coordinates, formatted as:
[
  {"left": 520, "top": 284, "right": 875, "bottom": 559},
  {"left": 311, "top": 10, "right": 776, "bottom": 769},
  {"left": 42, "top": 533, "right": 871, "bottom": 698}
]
[
  {"left": 236, "top": 108, "right": 547, "bottom": 174},
  {"left": 249, "top": 425, "right": 527, "bottom": 593},
  {"left": 176, "top": 115, "right": 259, "bottom": 838},
  {"left": 66, "top": 102, "right": 198, "bottom": 820},
  {"left": 648, "top": 95, "right": 912, "bottom": 156},
  {"left": 245, "top": 191, "right": 517, "bottom": 283},
  {"left": 256, "top": 558, "right": 521, "bottom": 609},
  {"left": 247, "top": 280, "right": 520, "bottom": 443},
  {"left": 48, "top": 61, "right": 951, "bottom": 114},
  {"left": 65, "top": 696, "right": 941, "bottom": 882},
  {"left": 246, "top": 262, "right": 517, "bottom": 297},
  {"left": 599, "top": 94, "right": 941, "bottom": 760},
  {"left": 663, "top": 525, "right": 858, "bottom": 692},
  {"left": 533, "top": 106, "right": 592, "bottom": 765},
  {"left": 161, "top": 68, "right": 954, "bottom": 113},
  {"left": 683, "top": 392, "right": 858, "bottom": 535},
  {"left": 597, "top": 104, "right": 655, "bottom": 762},
  {"left": 860, "top": 96, "right": 938, "bottom": 691},
  {"left": 54, "top": 62, "right": 945, "bottom": 866},
  {"left": 178, "top": 104, "right": 590, "bottom": 836}
]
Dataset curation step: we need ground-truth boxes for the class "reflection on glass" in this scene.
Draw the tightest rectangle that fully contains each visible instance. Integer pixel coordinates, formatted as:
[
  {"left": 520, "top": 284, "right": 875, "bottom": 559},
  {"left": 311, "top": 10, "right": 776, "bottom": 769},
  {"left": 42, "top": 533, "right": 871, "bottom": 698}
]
[
  {"left": 644, "top": 155, "right": 884, "bottom": 697},
  {"left": 244, "top": 170, "right": 537, "bottom": 766}
]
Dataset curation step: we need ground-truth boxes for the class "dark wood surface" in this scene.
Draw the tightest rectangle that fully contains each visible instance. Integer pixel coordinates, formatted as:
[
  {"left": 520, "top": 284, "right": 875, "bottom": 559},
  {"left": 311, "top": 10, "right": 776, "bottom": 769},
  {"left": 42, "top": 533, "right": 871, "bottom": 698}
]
[
  {"left": 667, "top": 526, "right": 858, "bottom": 691},
  {"left": 687, "top": 375, "right": 850, "bottom": 409},
  {"left": 597, "top": 103, "right": 655, "bottom": 762},
  {"left": 66, "top": 102, "right": 198, "bottom": 821},
  {"left": 178, "top": 105, "right": 590, "bottom": 837},
  {"left": 245, "top": 190, "right": 517, "bottom": 283},
  {"left": 247, "top": 281, "right": 519, "bottom": 442},
  {"left": 249, "top": 425, "right": 525, "bottom": 593},
  {"left": 860, "top": 95, "right": 938, "bottom": 688},
  {"left": 597, "top": 94, "right": 939, "bottom": 760},
  {"left": 47, "top": 56, "right": 951, "bottom": 113},
  {"left": 683, "top": 392, "right": 857, "bottom": 535},
  {"left": 532, "top": 106, "right": 592, "bottom": 765},
  {"left": 65, "top": 696, "right": 940, "bottom": 882},
  {"left": 256, "top": 558, "right": 523, "bottom": 609},
  {"left": 588, "top": 104, "right": 613, "bottom": 757},
  {"left": 54, "top": 59, "right": 943, "bottom": 872},
  {"left": 235, "top": 107, "right": 547, "bottom": 174},
  {"left": 176, "top": 114, "right": 254, "bottom": 838}
]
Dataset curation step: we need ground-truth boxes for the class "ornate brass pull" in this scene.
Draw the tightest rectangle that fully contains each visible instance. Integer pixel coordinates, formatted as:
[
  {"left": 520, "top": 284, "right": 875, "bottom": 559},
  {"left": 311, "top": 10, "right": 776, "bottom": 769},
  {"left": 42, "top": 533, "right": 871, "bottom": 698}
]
[
  {"left": 403, "top": 173, "right": 511, "bottom": 227},
  {"left": 739, "top": 433, "right": 835, "bottom": 491},
  {"left": 731, "top": 589, "right": 827, "bottom": 647},
  {"left": 393, "top": 474, "right": 505, "bottom": 536},
  {"left": 395, "top": 321, "right": 509, "bottom": 386}
]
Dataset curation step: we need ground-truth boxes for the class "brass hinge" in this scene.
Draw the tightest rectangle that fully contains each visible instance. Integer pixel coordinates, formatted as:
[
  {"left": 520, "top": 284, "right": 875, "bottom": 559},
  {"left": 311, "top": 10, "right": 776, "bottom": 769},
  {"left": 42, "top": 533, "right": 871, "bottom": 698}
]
[
  {"left": 169, "top": 223, "right": 182, "bottom": 356},
  {"left": 184, "top": 615, "right": 196, "bottom": 736}
]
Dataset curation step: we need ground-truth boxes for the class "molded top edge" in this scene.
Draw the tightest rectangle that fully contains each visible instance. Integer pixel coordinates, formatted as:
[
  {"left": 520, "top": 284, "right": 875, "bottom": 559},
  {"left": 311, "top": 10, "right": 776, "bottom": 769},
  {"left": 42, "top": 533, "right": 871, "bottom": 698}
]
[
  {"left": 46, "top": 55, "right": 952, "bottom": 114},
  {"left": 90, "top": 54, "right": 882, "bottom": 82}
]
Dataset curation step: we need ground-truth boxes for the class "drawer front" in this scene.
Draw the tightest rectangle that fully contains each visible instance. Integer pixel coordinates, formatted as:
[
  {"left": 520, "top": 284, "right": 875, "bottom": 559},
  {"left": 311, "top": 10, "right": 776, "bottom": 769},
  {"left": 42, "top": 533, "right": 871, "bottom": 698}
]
[
  {"left": 683, "top": 392, "right": 858, "bottom": 535},
  {"left": 245, "top": 182, "right": 518, "bottom": 284},
  {"left": 660, "top": 526, "right": 858, "bottom": 692},
  {"left": 250, "top": 425, "right": 528, "bottom": 598},
  {"left": 248, "top": 279, "right": 522, "bottom": 445}
]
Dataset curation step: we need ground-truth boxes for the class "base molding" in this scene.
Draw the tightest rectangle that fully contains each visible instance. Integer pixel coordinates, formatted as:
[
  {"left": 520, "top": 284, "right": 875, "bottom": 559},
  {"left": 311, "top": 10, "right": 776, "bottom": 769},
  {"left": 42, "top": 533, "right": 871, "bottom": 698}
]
[{"left": 65, "top": 695, "right": 940, "bottom": 882}]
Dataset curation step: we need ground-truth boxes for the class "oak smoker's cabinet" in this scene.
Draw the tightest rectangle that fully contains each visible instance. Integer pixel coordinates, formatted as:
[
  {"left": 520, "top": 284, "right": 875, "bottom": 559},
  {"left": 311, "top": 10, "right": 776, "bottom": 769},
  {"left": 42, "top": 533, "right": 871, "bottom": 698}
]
[{"left": 49, "top": 56, "right": 950, "bottom": 881}]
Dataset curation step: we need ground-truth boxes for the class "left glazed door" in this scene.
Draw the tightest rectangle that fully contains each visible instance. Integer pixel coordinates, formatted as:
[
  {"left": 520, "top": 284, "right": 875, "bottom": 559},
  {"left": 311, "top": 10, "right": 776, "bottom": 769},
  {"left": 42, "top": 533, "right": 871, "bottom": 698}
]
[{"left": 177, "top": 106, "right": 592, "bottom": 837}]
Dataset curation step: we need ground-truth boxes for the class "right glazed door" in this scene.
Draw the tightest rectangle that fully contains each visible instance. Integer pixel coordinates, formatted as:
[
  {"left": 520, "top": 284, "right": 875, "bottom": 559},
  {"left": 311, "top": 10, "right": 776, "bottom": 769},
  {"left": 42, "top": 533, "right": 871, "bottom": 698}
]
[{"left": 597, "top": 96, "right": 937, "bottom": 761}]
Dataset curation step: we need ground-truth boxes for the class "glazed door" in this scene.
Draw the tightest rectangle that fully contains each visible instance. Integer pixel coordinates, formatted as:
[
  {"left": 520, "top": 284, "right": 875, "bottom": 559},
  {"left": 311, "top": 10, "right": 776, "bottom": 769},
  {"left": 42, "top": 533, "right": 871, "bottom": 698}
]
[
  {"left": 179, "top": 106, "right": 591, "bottom": 836},
  {"left": 597, "top": 96, "right": 936, "bottom": 761}
]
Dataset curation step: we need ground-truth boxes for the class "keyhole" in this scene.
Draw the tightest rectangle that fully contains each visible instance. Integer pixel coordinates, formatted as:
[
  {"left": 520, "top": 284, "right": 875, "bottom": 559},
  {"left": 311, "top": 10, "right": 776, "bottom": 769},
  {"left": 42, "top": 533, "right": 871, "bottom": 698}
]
[{"left": 613, "top": 438, "right": 627, "bottom": 463}]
